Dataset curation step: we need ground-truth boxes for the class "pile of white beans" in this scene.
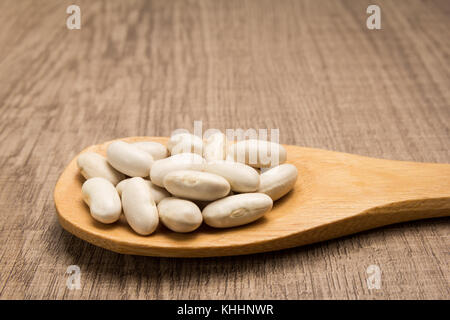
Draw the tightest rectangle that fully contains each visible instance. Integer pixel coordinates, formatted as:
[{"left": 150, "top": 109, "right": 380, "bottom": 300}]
[{"left": 77, "top": 133, "right": 298, "bottom": 235}]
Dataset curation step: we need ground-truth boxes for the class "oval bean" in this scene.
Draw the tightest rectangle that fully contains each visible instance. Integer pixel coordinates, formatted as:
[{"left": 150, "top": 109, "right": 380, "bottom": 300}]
[
  {"left": 107, "top": 141, "right": 154, "bottom": 177},
  {"left": 81, "top": 177, "right": 122, "bottom": 224},
  {"left": 121, "top": 177, "right": 159, "bottom": 235},
  {"left": 163, "top": 170, "right": 230, "bottom": 201},
  {"left": 77, "top": 152, "right": 125, "bottom": 185},
  {"left": 258, "top": 163, "right": 298, "bottom": 201},
  {"left": 202, "top": 193, "right": 273, "bottom": 228},
  {"left": 158, "top": 197, "right": 203, "bottom": 233},
  {"left": 258, "top": 164, "right": 298, "bottom": 200}
]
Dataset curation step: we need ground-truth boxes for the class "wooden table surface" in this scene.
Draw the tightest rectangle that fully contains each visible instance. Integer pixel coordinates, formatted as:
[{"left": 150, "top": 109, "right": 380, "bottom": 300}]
[{"left": 0, "top": 0, "right": 449, "bottom": 300}]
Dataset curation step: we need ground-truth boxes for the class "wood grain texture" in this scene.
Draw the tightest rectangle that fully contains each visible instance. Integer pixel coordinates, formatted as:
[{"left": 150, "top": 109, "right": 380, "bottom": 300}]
[
  {"left": 54, "top": 136, "right": 450, "bottom": 257},
  {"left": 0, "top": 0, "right": 449, "bottom": 299}
]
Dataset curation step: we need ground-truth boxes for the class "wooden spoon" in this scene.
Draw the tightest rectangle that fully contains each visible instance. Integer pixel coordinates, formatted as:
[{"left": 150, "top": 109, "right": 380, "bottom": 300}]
[{"left": 54, "top": 137, "right": 450, "bottom": 257}]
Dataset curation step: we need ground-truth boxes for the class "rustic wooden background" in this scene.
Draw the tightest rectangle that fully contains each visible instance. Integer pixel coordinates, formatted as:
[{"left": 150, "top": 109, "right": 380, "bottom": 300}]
[{"left": 0, "top": 0, "right": 448, "bottom": 299}]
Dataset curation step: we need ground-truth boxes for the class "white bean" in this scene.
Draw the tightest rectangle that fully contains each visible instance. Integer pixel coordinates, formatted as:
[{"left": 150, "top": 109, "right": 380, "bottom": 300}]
[
  {"left": 203, "top": 132, "right": 227, "bottom": 162},
  {"left": 116, "top": 178, "right": 170, "bottom": 204},
  {"left": 157, "top": 197, "right": 203, "bottom": 233},
  {"left": 163, "top": 170, "right": 230, "bottom": 201},
  {"left": 203, "top": 160, "right": 260, "bottom": 192},
  {"left": 81, "top": 177, "right": 122, "bottom": 224},
  {"left": 150, "top": 153, "right": 205, "bottom": 187},
  {"left": 202, "top": 193, "right": 273, "bottom": 228},
  {"left": 133, "top": 141, "right": 168, "bottom": 160},
  {"left": 167, "top": 133, "right": 203, "bottom": 155},
  {"left": 121, "top": 177, "right": 159, "bottom": 235},
  {"left": 106, "top": 141, "right": 154, "bottom": 177},
  {"left": 77, "top": 152, "right": 125, "bottom": 185},
  {"left": 258, "top": 164, "right": 298, "bottom": 200},
  {"left": 228, "top": 139, "right": 287, "bottom": 168}
]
